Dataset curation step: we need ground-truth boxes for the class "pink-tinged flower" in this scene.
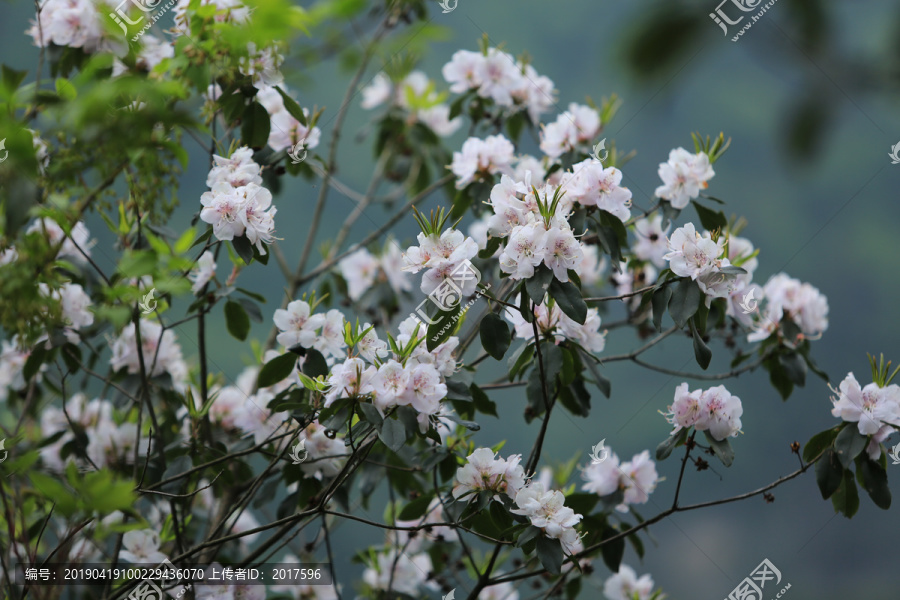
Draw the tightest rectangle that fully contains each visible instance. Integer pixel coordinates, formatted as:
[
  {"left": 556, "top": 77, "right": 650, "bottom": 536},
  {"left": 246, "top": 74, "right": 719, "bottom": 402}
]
[
  {"left": 239, "top": 43, "right": 283, "bottom": 89},
  {"left": 189, "top": 251, "right": 217, "bottom": 294},
  {"left": 499, "top": 223, "right": 547, "bottom": 280},
  {"left": 539, "top": 103, "right": 601, "bottom": 158},
  {"left": 581, "top": 453, "right": 622, "bottom": 497},
  {"left": 565, "top": 160, "right": 633, "bottom": 222},
  {"left": 619, "top": 450, "right": 659, "bottom": 505},
  {"left": 120, "top": 530, "right": 167, "bottom": 564},
  {"left": 632, "top": 214, "right": 672, "bottom": 268},
  {"left": 371, "top": 360, "right": 409, "bottom": 412},
  {"left": 603, "top": 564, "right": 656, "bottom": 600},
  {"left": 313, "top": 309, "right": 347, "bottom": 360},
  {"left": 664, "top": 223, "right": 725, "bottom": 280},
  {"left": 200, "top": 183, "right": 246, "bottom": 241},
  {"left": 666, "top": 382, "right": 705, "bottom": 433},
  {"left": 510, "top": 482, "right": 583, "bottom": 553},
  {"left": 450, "top": 134, "right": 515, "bottom": 188},
  {"left": 474, "top": 48, "right": 520, "bottom": 106},
  {"left": 442, "top": 49, "right": 484, "bottom": 93},
  {"left": 542, "top": 227, "right": 583, "bottom": 282},
  {"left": 697, "top": 385, "right": 743, "bottom": 440},
  {"left": 206, "top": 147, "right": 262, "bottom": 188},
  {"left": 655, "top": 147, "right": 715, "bottom": 209},
  {"left": 830, "top": 373, "right": 900, "bottom": 436},
  {"left": 400, "top": 363, "right": 447, "bottom": 424},
  {"left": 453, "top": 448, "right": 526, "bottom": 499},
  {"left": 273, "top": 300, "right": 325, "bottom": 349}
]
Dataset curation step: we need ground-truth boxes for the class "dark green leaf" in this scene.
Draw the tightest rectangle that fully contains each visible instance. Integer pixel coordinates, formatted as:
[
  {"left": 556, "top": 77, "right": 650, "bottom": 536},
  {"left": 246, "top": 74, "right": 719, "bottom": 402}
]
[
  {"left": 232, "top": 236, "right": 254, "bottom": 265},
  {"left": 703, "top": 430, "right": 734, "bottom": 467},
  {"left": 23, "top": 344, "right": 48, "bottom": 382},
  {"left": 691, "top": 200, "right": 727, "bottom": 232},
  {"left": 833, "top": 425, "right": 867, "bottom": 469},
  {"left": 815, "top": 448, "right": 843, "bottom": 500},
  {"left": 224, "top": 301, "right": 250, "bottom": 341},
  {"left": 535, "top": 536, "right": 564, "bottom": 575},
  {"left": 426, "top": 308, "right": 458, "bottom": 352},
  {"left": 398, "top": 495, "right": 434, "bottom": 520},
  {"left": 241, "top": 101, "right": 271, "bottom": 149},
  {"left": 690, "top": 317, "right": 712, "bottom": 370},
  {"left": 564, "top": 493, "right": 599, "bottom": 516},
  {"left": 257, "top": 352, "right": 298, "bottom": 388},
  {"left": 379, "top": 417, "right": 408, "bottom": 453},
  {"left": 803, "top": 427, "right": 840, "bottom": 463},
  {"left": 549, "top": 278, "right": 587, "bottom": 325},
  {"left": 508, "top": 342, "right": 534, "bottom": 381},
  {"left": 518, "top": 285, "right": 534, "bottom": 323},
  {"left": 831, "top": 468, "right": 860, "bottom": 518},
  {"left": 668, "top": 279, "right": 702, "bottom": 328},
  {"left": 656, "top": 429, "right": 688, "bottom": 461},
  {"left": 480, "top": 313, "right": 511, "bottom": 360},
  {"left": 857, "top": 456, "right": 891, "bottom": 509},
  {"left": 600, "top": 527, "right": 626, "bottom": 573},
  {"left": 237, "top": 298, "right": 263, "bottom": 322},
  {"left": 301, "top": 348, "right": 329, "bottom": 378},
  {"left": 274, "top": 86, "right": 307, "bottom": 126},
  {"left": 525, "top": 264, "right": 554, "bottom": 305},
  {"left": 779, "top": 352, "right": 807, "bottom": 387},
  {"left": 471, "top": 384, "right": 498, "bottom": 417},
  {"left": 578, "top": 347, "right": 610, "bottom": 398}
]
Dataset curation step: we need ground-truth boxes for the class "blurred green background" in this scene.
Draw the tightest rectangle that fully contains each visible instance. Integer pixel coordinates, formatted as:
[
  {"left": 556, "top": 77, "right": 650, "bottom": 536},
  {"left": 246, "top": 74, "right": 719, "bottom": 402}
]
[{"left": 4, "top": 0, "right": 900, "bottom": 598}]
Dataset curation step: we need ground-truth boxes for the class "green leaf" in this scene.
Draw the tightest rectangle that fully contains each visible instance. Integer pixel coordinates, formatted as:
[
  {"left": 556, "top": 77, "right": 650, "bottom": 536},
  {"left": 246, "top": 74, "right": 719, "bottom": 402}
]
[
  {"left": 480, "top": 313, "right": 511, "bottom": 360},
  {"left": 779, "top": 352, "right": 807, "bottom": 387},
  {"left": 357, "top": 403, "right": 383, "bottom": 428},
  {"left": 470, "top": 384, "right": 498, "bottom": 417},
  {"left": 535, "top": 536, "right": 564, "bottom": 575},
  {"left": 656, "top": 429, "right": 688, "bottom": 461},
  {"left": 831, "top": 468, "right": 860, "bottom": 518},
  {"left": 23, "top": 343, "right": 48, "bottom": 382},
  {"left": 815, "top": 448, "right": 843, "bottom": 500},
  {"left": 833, "top": 425, "right": 867, "bottom": 469},
  {"left": 600, "top": 527, "right": 626, "bottom": 573},
  {"left": 766, "top": 355, "right": 795, "bottom": 401},
  {"left": 549, "top": 278, "right": 587, "bottom": 325},
  {"left": 525, "top": 264, "right": 554, "bottom": 305},
  {"left": 578, "top": 347, "right": 610, "bottom": 398},
  {"left": 241, "top": 101, "right": 271, "bottom": 149},
  {"left": 667, "top": 279, "right": 702, "bottom": 328},
  {"left": 518, "top": 285, "right": 534, "bottom": 323},
  {"left": 703, "top": 430, "right": 734, "bottom": 467},
  {"left": 803, "top": 427, "right": 840, "bottom": 463},
  {"left": 508, "top": 343, "right": 534, "bottom": 381},
  {"left": 224, "top": 301, "right": 251, "bottom": 341},
  {"left": 689, "top": 317, "right": 712, "bottom": 370},
  {"left": 232, "top": 236, "right": 254, "bottom": 265},
  {"left": 516, "top": 525, "right": 543, "bottom": 548},
  {"left": 301, "top": 348, "right": 329, "bottom": 379},
  {"left": 398, "top": 495, "right": 434, "bottom": 520},
  {"left": 257, "top": 352, "right": 298, "bottom": 389},
  {"left": 564, "top": 493, "right": 599, "bottom": 516},
  {"left": 379, "top": 417, "right": 408, "bottom": 453},
  {"left": 426, "top": 308, "right": 459, "bottom": 352},
  {"left": 274, "top": 86, "right": 307, "bottom": 126},
  {"left": 651, "top": 285, "right": 673, "bottom": 331},
  {"left": 117, "top": 249, "right": 157, "bottom": 277},
  {"left": 691, "top": 200, "right": 728, "bottom": 232},
  {"left": 857, "top": 456, "right": 891, "bottom": 509}
]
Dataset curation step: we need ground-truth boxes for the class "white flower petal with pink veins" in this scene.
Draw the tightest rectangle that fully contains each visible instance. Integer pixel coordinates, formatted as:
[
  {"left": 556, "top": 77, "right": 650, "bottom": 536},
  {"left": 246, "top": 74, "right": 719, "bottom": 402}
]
[
  {"left": 442, "top": 49, "right": 484, "bottom": 93},
  {"left": 200, "top": 182, "right": 247, "bottom": 242},
  {"left": 189, "top": 250, "right": 217, "bottom": 294},
  {"left": 474, "top": 48, "right": 521, "bottom": 106},
  {"left": 603, "top": 564, "right": 656, "bottom": 600},
  {"left": 632, "top": 214, "right": 671, "bottom": 268},
  {"left": 499, "top": 222, "right": 548, "bottom": 280},
  {"left": 313, "top": 309, "right": 347, "bottom": 360},
  {"left": 654, "top": 147, "right": 715, "bottom": 209},
  {"left": 120, "top": 529, "right": 167, "bottom": 564},
  {"left": 541, "top": 226, "right": 583, "bottom": 282},
  {"left": 273, "top": 300, "right": 325, "bottom": 349},
  {"left": 663, "top": 222, "right": 724, "bottom": 280},
  {"left": 450, "top": 134, "right": 515, "bottom": 188},
  {"left": 206, "top": 146, "right": 262, "bottom": 188},
  {"left": 831, "top": 373, "right": 900, "bottom": 436}
]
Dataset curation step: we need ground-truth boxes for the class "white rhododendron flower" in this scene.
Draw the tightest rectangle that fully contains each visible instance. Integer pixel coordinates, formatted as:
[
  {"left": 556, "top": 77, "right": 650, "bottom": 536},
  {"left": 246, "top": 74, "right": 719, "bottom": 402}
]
[
  {"left": 109, "top": 320, "right": 188, "bottom": 389},
  {"left": 402, "top": 229, "right": 479, "bottom": 297},
  {"left": 830, "top": 373, "right": 900, "bottom": 436},
  {"left": 27, "top": 0, "right": 106, "bottom": 51},
  {"left": 273, "top": 300, "right": 325, "bottom": 350},
  {"left": 338, "top": 249, "right": 381, "bottom": 301},
  {"left": 453, "top": 448, "right": 527, "bottom": 499},
  {"left": 655, "top": 147, "right": 715, "bottom": 208},
  {"left": 206, "top": 147, "right": 262, "bottom": 188},
  {"left": 189, "top": 251, "right": 217, "bottom": 294},
  {"left": 666, "top": 382, "right": 743, "bottom": 441},
  {"left": 664, "top": 223, "right": 740, "bottom": 300},
  {"left": 362, "top": 550, "right": 433, "bottom": 596},
  {"left": 603, "top": 564, "right": 656, "bottom": 600},
  {"left": 451, "top": 135, "right": 516, "bottom": 188},
  {"left": 581, "top": 446, "right": 659, "bottom": 511},
  {"left": 758, "top": 273, "right": 829, "bottom": 338},
  {"left": 632, "top": 214, "right": 672, "bottom": 268},
  {"left": 38, "top": 282, "right": 93, "bottom": 344},
  {"left": 479, "top": 581, "right": 520, "bottom": 600},
  {"left": 539, "top": 103, "right": 601, "bottom": 158},
  {"left": 239, "top": 43, "right": 284, "bottom": 89},
  {"left": 510, "top": 482, "right": 583, "bottom": 554},
  {"left": 173, "top": 0, "right": 250, "bottom": 34},
  {"left": 504, "top": 297, "right": 606, "bottom": 352},
  {"left": 257, "top": 85, "right": 322, "bottom": 152},
  {"left": 120, "top": 530, "right": 167, "bottom": 564},
  {"left": 360, "top": 70, "right": 462, "bottom": 137},
  {"left": 26, "top": 218, "right": 93, "bottom": 263},
  {"left": 562, "top": 159, "right": 632, "bottom": 221}
]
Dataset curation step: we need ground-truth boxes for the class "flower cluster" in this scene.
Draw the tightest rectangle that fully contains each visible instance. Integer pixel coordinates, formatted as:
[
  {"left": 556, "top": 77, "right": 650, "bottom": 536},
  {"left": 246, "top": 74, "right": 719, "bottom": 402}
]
[
  {"left": 26, "top": 0, "right": 106, "bottom": 51},
  {"left": 830, "top": 373, "right": 900, "bottom": 459},
  {"left": 451, "top": 134, "right": 516, "bottom": 188},
  {"left": 360, "top": 71, "right": 462, "bottom": 137},
  {"left": 453, "top": 447, "right": 527, "bottom": 499},
  {"left": 401, "top": 229, "right": 479, "bottom": 297},
  {"left": 511, "top": 481, "right": 584, "bottom": 554},
  {"left": 561, "top": 159, "right": 633, "bottom": 221},
  {"left": 40, "top": 393, "right": 149, "bottom": 471},
  {"left": 337, "top": 242, "right": 411, "bottom": 301},
  {"left": 200, "top": 147, "right": 276, "bottom": 254},
  {"left": 504, "top": 296, "right": 606, "bottom": 353},
  {"left": 746, "top": 273, "right": 829, "bottom": 342},
  {"left": 539, "top": 103, "right": 601, "bottom": 158},
  {"left": 239, "top": 42, "right": 284, "bottom": 89},
  {"left": 654, "top": 148, "right": 715, "bottom": 209},
  {"left": 664, "top": 223, "right": 737, "bottom": 300},
  {"left": 442, "top": 47, "right": 555, "bottom": 122},
  {"left": 173, "top": 0, "right": 250, "bottom": 35},
  {"left": 0, "top": 337, "right": 35, "bottom": 402},
  {"left": 109, "top": 319, "right": 189, "bottom": 391},
  {"left": 665, "top": 382, "right": 743, "bottom": 441},
  {"left": 26, "top": 217, "right": 93, "bottom": 263},
  {"left": 273, "top": 299, "right": 346, "bottom": 362},
  {"left": 37, "top": 281, "right": 94, "bottom": 344},
  {"left": 256, "top": 85, "right": 322, "bottom": 152},
  {"left": 120, "top": 529, "right": 168, "bottom": 564},
  {"left": 581, "top": 448, "right": 659, "bottom": 511},
  {"left": 603, "top": 565, "right": 660, "bottom": 600}
]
